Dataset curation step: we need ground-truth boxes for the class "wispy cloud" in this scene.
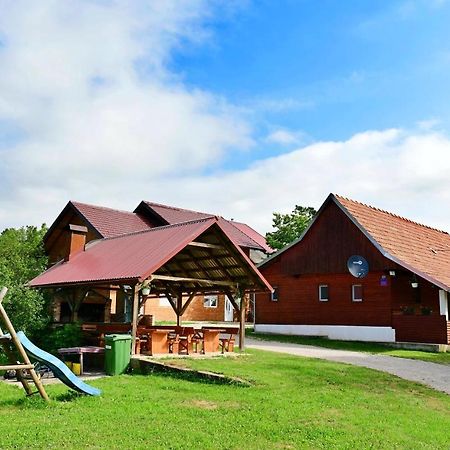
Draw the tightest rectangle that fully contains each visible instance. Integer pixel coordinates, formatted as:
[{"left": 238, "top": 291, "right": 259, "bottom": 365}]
[{"left": 265, "top": 129, "right": 307, "bottom": 146}]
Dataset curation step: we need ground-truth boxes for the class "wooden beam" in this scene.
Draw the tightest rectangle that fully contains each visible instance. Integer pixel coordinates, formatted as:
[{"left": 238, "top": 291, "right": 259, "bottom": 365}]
[
  {"left": 0, "top": 364, "right": 35, "bottom": 371},
  {"left": 164, "top": 290, "right": 177, "bottom": 313},
  {"left": 131, "top": 285, "right": 140, "bottom": 355},
  {"left": 151, "top": 274, "right": 236, "bottom": 287},
  {"left": 187, "top": 241, "right": 223, "bottom": 250},
  {"left": 0, "top": 287, "right": 49, "bottom": 401},
  {"left": 225, "top": 290, "right": 241, "bottom": 314},
  {"left": 180, "top": 292, "right": 197, "bottom": 316},
  {"left": 0, "top": 341, "right": 33, "bottom": 396},
  {"left": 0, "top": 286, "right": 7, "bottom": 305}
]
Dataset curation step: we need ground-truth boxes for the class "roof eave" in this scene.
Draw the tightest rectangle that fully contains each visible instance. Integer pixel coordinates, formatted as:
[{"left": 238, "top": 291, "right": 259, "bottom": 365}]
[{"left": 333, "top": 195, "right": 450, "bottom": 292}]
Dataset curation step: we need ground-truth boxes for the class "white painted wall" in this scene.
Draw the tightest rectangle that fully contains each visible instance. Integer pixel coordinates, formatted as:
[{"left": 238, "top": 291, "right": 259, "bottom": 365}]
[{"left": 254, "top": 324, "right": 396, "bottom": 342}]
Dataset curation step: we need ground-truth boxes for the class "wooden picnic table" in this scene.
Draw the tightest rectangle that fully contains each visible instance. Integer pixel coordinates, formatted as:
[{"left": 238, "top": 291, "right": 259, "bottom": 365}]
[
  {"left": 201, "top": 328, "right": 225, "bottom": 353},
  {"left": 136, "top": 328, "right": 173, "bottom": 355},
  {"left": 57, "top": 346, "right": 105, "bottom": 375}
]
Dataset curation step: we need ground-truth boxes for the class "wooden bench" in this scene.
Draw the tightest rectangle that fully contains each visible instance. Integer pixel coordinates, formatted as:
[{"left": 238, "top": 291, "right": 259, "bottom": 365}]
[{"left": 218, "top": 328, "right": 239, "bottom": 354}]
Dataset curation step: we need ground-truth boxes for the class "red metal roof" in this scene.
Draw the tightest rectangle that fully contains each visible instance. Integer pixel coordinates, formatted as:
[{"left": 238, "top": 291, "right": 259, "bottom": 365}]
[
  {"left": 228, "top": 221, "right": 273, "bottom": 253},
  {"left": 335, "top": 195, "right": 450, "bottom": 291},
  {"left": 71, "top": 201, "right": 153, "bottom": 238},
  {"left": 142, "top": 201, "right": 270, "bottom": 252},
  {"left": 31, "top": 218, "right": 216, "bottom": 286},
  {"left": 142, "top": 201, "right": 212, "bottom": 224},
  {"left": 29, "top": 217, "right": 272, "bottom": 292}
]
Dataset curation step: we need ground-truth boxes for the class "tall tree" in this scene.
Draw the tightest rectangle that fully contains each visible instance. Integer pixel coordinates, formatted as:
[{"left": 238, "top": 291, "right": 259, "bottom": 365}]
[
  {"left": 0, "top": 225, "right": 50, "bottom": 337},
  {"left": 266, "top": 205, "right": 317, "bottom": 250}
]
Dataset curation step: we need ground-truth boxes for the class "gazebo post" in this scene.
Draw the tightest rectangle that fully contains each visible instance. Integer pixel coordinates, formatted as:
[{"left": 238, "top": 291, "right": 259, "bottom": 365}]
[
  {"left": 239, "top": 294, "right": 248, "bottom": 351},
  {"left": 176, "top": 292, "right": 182, "bottom": 327},
  {"left": 226, "top": 290, "right": 246, "bottom": 351},
  {"left": 131, "top": 284, "right": 140, "bottom": 355}
]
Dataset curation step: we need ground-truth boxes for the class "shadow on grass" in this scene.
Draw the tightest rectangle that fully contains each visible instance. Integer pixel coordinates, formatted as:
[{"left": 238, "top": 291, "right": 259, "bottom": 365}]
[{"left": 133, "top": 364, "right": 253, "bottom": 387}]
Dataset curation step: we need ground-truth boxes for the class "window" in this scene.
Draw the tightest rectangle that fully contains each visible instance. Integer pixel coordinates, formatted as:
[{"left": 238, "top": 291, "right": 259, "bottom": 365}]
[
  {"left": 271, "top": 287, "right": 279, "bottom": 302},
  {"left": 318, "top": 285, "right": 329, "bottom": 302},
  {"left": 204, "top": 295, "right": 218, "bottom": 308},
  {"left": 352, "top": 285, "right": 363, "bottom": 302}
]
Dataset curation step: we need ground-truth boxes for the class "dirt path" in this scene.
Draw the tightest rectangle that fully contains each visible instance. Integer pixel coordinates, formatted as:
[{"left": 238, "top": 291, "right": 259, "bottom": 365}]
[{"left": 246, "top": 338, "right": 450, "bottom": 395}]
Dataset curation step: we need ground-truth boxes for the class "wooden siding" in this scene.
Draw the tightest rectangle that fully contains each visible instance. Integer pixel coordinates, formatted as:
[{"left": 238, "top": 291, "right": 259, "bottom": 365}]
[
  {"left": 45, "top": 208, "right": 99, "bottom": 264},
  {"left": 281, "top": 201, "right": 392, "bottom": 275},
  {"left": 256, "top": 199, "right": 449, "bottom": 343},
  {"left": 392, "top": 315, "right": 449, "bottom": 344},
  {"left": 256, "top": 265, "right": 393, "bottom": 326}
]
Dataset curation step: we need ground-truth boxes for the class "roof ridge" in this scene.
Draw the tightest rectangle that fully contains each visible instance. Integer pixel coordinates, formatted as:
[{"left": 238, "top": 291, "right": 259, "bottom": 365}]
[
  {"left": 91, "top": 215, "right": 218, "bottom": 243},
  {"left": 334, "top": 194, "right": 449, "bottom": 235},
  {"left": 144, "top": 201, "right": 213, "bottom": 216},
  {"left": 71, "top": 200, "right": 136, "bottom": 216}
]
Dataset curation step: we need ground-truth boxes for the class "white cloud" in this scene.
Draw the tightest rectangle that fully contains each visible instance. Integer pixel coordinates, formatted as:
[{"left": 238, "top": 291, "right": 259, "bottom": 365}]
[
  {"left": 1, "top": 2, "right": 450, "bottom": 241},
  {"left": 151, "top": 128, "right": 450, "bottom": 235},
  {"left": 265, "top": 129, "right": 305, "bottom": 145},
  {"left": 0, "top": 0, "right": 252, "bottom": 227}
]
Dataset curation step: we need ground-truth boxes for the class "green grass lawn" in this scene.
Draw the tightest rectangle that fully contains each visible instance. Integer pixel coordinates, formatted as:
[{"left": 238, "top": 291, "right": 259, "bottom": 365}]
[
  {"left": 0, "top": 350, "right": 449, "bottom": 449},
  {"left": 248, "top": 331, "right": 450, "bottom": 365}
]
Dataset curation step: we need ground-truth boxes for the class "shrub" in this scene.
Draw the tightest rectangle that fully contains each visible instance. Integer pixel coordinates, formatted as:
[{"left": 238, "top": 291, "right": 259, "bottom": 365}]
[{"left": 39, "top": 323, "right": 83, "bottom": 355}]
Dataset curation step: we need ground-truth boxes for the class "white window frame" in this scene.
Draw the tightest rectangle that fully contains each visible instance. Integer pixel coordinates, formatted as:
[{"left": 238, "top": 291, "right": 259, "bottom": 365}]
[
  {"left": 352, "top": 284, "right": 363, "bottom": 302},
  {"left": 271, "top": 287, "right": 279, "bottom": 302},
  {"left": 204, "top": 295, "right": 218, "bottom": 308},
  {"left": 318, "top": 284, "right": 329, "bottom": 302}
]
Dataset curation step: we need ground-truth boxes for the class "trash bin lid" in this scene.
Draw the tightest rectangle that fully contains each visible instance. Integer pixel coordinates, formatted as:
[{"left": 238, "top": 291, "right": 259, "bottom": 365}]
[{"left": 105, "top": 334, "right": 132, "bottom": 341}]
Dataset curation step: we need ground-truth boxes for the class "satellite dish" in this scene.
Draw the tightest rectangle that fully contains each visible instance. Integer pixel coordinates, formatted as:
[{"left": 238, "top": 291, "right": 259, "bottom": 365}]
[{"left": 347, "top": 255, "right": 369, "bottom": 278}]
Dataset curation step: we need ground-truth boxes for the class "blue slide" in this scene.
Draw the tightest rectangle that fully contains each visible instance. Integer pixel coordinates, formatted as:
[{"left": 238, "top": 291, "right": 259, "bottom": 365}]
[{"left": 15, "top": 331, "right": 101, "bottom": 396}]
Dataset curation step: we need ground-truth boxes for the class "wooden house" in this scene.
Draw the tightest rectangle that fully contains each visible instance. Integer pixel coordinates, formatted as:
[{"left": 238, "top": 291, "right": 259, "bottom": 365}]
[
  {"left": 42, "top": 200, "right": 272, "bottom": 325},
  {"left": 255, "top": 194, "right": 450, "bottom": 344}
]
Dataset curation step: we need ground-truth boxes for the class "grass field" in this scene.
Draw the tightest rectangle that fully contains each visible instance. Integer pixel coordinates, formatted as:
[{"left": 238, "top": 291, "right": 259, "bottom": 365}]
[
  {"left": 0, "top": 349, "right": 448, "bottom": 449},
  {"left": 248, "top": 331, "right": 450, "bottom": 365}
]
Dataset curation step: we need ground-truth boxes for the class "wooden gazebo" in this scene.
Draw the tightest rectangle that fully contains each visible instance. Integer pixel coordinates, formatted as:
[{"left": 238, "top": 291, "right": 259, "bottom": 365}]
[{"left": 29, "top": 217, "right": 272, "bottom": 352}]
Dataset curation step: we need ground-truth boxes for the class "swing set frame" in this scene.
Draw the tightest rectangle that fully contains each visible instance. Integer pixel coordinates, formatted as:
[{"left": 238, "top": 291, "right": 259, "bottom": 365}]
[{"left": 0, "top": 287, "right": 49, "bottom": 401}]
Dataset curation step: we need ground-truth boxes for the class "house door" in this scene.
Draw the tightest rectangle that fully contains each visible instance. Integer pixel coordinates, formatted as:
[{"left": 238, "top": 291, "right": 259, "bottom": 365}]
[{"left": 224, "top": 298, "right": 234, "bottom": 322}]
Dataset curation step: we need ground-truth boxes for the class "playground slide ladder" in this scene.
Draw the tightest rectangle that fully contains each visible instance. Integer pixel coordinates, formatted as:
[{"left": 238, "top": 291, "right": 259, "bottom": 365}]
[{"left": 0, "top": 287, "right": 49, "bottom": 401}]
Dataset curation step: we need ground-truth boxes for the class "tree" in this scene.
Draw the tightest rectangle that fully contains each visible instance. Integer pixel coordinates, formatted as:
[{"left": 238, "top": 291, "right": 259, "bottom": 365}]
[
  {"left": 0, "top": 225, "right": 50, "bottom": 337},
  {"left": 266, "top": 205, "right": 317, "bottom": 250}
]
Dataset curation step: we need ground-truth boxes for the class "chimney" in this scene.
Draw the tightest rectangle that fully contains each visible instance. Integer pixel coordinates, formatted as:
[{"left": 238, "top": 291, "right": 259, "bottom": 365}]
[{"left": 65, "top": 224, "right": 88, "bottom": 261}]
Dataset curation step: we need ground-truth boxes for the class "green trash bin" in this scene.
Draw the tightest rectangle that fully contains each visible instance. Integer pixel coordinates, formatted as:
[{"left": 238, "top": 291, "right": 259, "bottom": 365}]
[{"left": 104, "top": 334, "right": 132, "bottom": 376}]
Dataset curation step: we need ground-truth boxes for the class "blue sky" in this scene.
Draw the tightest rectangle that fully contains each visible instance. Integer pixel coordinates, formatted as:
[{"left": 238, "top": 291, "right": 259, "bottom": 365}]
[
  {"left": 0, "top": 1, "right": 450, "bottom": 233},
  {"left": 170, "top": 0, "right": 450, "bottom": 152}
]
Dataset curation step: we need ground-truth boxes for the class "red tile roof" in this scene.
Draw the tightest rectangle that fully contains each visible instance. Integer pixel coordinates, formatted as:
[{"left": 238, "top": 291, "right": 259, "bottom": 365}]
[
  {"left": 335, "top": 195, "right": 450, "bottom": 290},
  {"left": 71, "top": 201, "right": 153, "bottom": 238},
  {"left": 142, "top": 201, "right": 270, "bottom": 252},
  {"left": 30, "top": 217, "right": 272, "bottom": 291}
]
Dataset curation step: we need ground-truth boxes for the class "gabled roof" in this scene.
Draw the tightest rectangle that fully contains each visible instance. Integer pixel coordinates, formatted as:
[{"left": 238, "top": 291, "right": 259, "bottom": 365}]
[
  {"left": 260, "top": 193, "right": 450, "bottom": 291},
  {"left": 30, "top": 217, "right": 272, "bottom": 292},
  {"left": 44, "top": 201, "right": 153, "bottom": 244},
  {"left": 139, "top": 201, "right": 212, "bottom": 224},
  {"left": 334, "top": 195, "right": 450, "bottom": 291},
  {"left": 71, "top": 201, "right": 153, "bottom": 238},
  {"left": 136, "top": 201, "right": 271, "bottom": 252}
]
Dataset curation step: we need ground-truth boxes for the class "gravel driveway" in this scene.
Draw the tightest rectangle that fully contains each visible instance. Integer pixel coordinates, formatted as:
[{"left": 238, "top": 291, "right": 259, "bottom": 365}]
[{"left": 246, "top": 338, "right": 450, "bottom": 395}]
